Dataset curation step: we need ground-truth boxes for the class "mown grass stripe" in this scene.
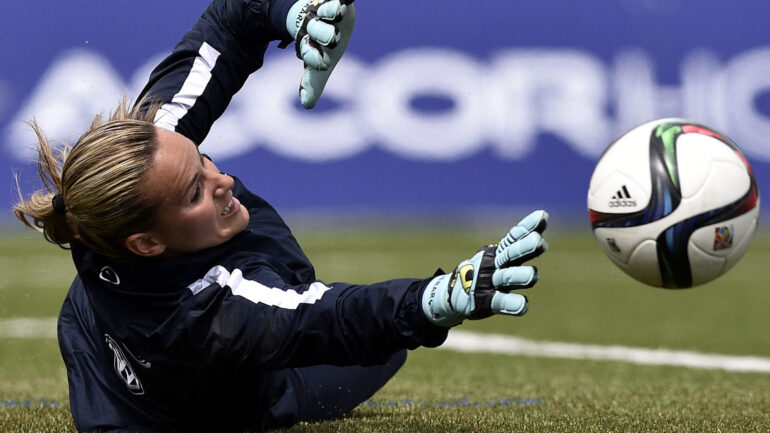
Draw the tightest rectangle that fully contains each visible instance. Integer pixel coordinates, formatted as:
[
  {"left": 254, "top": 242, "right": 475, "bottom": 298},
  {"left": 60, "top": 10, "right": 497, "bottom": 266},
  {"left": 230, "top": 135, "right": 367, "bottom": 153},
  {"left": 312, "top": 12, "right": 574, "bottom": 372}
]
[{"left": 442, "top": 330, "right": 770, "bottom": 373}]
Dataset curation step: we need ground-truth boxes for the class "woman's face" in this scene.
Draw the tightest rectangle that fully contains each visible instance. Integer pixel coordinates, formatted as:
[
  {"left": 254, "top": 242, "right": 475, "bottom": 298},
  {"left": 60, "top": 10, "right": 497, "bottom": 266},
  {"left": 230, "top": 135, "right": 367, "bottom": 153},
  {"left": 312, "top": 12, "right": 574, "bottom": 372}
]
[{"left": 132, "top": 128, "right": 250, "bottom": 257}]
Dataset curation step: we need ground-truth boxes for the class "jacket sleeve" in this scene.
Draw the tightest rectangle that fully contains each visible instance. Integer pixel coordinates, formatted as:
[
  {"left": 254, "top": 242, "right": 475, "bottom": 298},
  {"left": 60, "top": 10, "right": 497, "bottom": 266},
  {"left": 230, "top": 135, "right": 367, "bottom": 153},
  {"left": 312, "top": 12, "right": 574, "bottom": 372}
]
[
  {"left": 180, "top": 264, "right": 450, "bottom": 370},
  {"left": 136, "top": 0, "right": 296, "bottom": 144}
]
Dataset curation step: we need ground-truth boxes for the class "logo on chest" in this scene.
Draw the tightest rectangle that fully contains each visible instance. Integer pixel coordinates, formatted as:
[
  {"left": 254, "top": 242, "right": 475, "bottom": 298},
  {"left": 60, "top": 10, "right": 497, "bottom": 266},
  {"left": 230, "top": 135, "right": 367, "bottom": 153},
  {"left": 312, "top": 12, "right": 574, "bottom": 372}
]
[{"left": 104, "top": 334, "right": 145, "bottom": 395}]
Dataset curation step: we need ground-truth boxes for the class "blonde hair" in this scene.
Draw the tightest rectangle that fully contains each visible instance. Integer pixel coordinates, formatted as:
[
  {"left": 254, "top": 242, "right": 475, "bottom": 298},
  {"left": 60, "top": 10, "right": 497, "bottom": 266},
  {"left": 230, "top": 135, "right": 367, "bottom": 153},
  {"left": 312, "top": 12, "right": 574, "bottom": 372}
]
[{"left": 14, "top": 98, "right": 163, "bottom": 258}]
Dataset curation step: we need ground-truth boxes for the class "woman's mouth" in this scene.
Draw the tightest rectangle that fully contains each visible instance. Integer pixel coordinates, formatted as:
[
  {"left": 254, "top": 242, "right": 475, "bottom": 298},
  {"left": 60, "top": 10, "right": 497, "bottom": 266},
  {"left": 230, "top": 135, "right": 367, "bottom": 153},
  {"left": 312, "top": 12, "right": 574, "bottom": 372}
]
[{"left": 221, "top": 195, "right": 240, "bottom": 218}]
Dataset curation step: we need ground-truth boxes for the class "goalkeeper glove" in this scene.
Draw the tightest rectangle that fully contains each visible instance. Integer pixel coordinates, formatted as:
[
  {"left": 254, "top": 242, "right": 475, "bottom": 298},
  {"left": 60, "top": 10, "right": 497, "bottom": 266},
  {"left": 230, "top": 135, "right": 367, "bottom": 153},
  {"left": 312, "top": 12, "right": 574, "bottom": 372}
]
[
  {"left": 286, "top": 0, "right": 356, "bottom": 109},
  {"left": 422, "top": 210, "right": 549, "bottom": 327}
]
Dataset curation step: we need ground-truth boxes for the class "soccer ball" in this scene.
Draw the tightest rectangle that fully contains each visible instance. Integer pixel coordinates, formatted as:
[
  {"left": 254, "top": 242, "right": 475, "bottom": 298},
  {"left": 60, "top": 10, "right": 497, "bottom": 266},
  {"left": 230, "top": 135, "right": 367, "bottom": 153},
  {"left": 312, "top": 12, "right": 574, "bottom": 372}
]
[{"left": 587, "top": 118, "right": 760, "bottom": 288}]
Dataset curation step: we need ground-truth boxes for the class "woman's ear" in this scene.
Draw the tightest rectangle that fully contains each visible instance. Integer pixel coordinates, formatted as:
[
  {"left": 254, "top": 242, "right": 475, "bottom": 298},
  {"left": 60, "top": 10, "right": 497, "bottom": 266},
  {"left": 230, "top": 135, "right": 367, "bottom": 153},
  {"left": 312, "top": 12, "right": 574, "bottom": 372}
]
[{"left": 125, "top": 233, "right": 166, "bottom": 257}]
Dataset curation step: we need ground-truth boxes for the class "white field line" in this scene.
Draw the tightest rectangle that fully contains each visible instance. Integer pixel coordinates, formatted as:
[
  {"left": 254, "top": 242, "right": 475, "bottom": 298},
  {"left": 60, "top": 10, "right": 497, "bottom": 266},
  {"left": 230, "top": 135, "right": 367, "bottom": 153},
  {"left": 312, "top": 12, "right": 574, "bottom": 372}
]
[
  {"left": 0, "top": 318, "right": 57, "bottom": 338},
  {"left": 442, "top": 330, "right": 770, "bottom": 373},
  {"left": 3, "top": 318, "right": 770, "bottom": 373}
]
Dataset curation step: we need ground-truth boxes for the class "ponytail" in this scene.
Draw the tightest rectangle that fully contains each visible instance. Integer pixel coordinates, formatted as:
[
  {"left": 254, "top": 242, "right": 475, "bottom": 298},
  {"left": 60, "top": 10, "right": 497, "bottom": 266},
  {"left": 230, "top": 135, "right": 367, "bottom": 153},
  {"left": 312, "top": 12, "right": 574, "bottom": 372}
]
[{"left": 14, "top": 121, "right": 78, "bottom": 249}]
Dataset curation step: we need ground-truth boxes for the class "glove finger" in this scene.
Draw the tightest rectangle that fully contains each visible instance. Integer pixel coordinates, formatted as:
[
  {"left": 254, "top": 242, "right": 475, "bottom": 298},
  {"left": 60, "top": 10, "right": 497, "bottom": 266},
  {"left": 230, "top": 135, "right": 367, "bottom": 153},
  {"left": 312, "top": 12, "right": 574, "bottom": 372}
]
[
  {"left": 299, "top": 66, "right": 332, "bottom": 108},
  {"left": 491, "top": 292, "right": 528, "bottom": 316},
  {"left": 495, "top": 231, "right": 548, "bottom": 269},
  {"left": 297, "top": 4, "right": 354, "bottom": 109},
  {"left": 299, "top": 37, "right": 331, "bottom": 70},
  {"left": 306, "top": 19, "right": 339, "bottom": 46},
  {"left": 316, "top": 0, "right": 345, "bottom": 20},
  {"left": 496, "top": 210, "right": 549, "bottom": 256},
  {"left": 491, "top": 266, "right": 538, "bottom": 290}
]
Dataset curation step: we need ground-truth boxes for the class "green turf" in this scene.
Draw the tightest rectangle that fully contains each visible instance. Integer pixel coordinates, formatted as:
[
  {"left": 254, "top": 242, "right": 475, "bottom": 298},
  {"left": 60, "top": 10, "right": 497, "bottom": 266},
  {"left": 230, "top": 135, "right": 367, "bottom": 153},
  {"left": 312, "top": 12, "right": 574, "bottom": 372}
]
[{"left": 1, "top": 226, "right": 769, "bottom": 432}]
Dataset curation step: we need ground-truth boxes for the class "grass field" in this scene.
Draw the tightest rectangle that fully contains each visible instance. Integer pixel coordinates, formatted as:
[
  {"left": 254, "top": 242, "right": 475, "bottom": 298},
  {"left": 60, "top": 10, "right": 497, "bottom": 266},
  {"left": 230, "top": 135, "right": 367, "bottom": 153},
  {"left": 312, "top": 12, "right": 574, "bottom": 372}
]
[{"left": 1, "top": 221, "right": 770, "bottom": 432}]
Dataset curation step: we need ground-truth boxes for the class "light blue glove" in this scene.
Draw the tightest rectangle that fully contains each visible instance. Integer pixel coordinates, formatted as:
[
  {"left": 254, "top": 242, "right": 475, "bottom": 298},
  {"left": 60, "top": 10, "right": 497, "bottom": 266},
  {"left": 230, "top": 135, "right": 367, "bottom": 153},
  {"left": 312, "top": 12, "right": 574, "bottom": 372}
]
[
  {"left": 286, "top": 0, "right": 356, "bottom": 109},
  {"left": 422, "top": 210, "right": 549, "bottom": 327}
]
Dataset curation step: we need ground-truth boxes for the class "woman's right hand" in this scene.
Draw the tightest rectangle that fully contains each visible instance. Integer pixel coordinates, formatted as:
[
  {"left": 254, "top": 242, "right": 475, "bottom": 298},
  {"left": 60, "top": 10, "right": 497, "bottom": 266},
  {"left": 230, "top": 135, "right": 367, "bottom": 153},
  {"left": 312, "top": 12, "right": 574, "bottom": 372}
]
[{"left": 286, "top": 0, "right": 356, "bottom": 109}]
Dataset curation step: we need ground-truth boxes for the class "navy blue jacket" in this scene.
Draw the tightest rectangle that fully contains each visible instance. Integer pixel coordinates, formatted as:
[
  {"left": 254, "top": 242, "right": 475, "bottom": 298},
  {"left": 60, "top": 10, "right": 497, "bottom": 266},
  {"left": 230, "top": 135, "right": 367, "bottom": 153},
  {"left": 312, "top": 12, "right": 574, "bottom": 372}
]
[{"left": 57, "top": 1, "right": 448, "bottom": 431}]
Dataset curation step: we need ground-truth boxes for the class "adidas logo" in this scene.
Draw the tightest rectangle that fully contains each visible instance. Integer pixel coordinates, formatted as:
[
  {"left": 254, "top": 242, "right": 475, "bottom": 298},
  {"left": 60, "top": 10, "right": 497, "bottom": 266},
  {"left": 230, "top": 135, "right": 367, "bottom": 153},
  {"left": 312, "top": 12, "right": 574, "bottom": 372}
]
[{"left": 608, "top": 185, "right": 637, "bottom": 208}]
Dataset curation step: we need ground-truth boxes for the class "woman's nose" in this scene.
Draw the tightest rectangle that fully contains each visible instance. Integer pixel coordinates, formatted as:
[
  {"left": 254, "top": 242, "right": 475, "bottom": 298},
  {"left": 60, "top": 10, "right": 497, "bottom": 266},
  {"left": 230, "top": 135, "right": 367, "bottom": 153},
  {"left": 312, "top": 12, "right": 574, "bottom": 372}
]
[{"left": 213, "top": 171, "right": 234, "bottom": 196}]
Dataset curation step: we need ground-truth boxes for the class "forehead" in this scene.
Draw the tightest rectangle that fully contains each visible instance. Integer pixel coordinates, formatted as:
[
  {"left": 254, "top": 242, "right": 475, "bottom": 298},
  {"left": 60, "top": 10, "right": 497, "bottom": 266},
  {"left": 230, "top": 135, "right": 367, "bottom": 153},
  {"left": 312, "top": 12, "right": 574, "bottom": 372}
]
[
  {"left": 143, "top": 128, "right": 199, "bottom": 202},
  {"left": 154, "top": 127, "right": 197, "bottom": 159}
]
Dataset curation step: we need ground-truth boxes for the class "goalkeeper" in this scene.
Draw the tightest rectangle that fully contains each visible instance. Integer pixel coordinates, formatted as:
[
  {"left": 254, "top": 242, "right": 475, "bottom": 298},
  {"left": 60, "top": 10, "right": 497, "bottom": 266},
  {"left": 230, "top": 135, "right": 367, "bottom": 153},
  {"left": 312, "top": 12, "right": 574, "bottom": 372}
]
[{"left": 13, "top": 0, "right": 549, "bottom": 431}]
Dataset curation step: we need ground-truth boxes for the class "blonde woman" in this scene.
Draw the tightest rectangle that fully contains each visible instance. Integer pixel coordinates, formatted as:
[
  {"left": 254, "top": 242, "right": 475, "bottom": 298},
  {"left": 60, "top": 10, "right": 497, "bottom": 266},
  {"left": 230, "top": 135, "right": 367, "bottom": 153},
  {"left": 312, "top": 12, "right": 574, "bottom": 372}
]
[{"left": 14, "top": 0, "right": 549, "bottom": 431}]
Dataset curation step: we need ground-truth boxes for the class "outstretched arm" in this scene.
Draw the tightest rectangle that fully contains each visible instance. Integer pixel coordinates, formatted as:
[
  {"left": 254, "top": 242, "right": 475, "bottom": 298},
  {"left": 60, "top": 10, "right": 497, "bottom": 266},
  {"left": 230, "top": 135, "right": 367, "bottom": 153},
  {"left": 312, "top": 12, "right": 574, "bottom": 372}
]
[
  {"left": 137, "top": 0, "right": 354, "bottom": 143},
  {"left": 182, "top": 266, "right": 448, "bottom": 370},
  {"left": 137, "top": 0, "right": 292, "bottom": 144},
  {"left": 180, "top": 211, "right": 549, "bottom": 370}
]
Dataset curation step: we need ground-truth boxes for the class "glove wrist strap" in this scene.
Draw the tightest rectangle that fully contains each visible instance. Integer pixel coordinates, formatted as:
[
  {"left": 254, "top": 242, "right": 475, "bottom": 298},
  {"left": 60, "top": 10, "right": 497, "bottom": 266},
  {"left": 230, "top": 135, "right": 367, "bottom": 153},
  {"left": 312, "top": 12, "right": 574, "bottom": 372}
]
[{"left": 422, "top": 275, "right": 463, "bottom": 327}]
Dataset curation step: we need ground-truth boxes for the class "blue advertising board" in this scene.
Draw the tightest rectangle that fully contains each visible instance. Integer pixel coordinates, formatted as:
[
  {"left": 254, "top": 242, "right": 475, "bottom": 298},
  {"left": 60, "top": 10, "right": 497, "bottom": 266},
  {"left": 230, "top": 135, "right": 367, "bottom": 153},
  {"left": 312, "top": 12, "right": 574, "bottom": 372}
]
[{"left": 1, "top": 1, "right": 768, "bottom": 223}]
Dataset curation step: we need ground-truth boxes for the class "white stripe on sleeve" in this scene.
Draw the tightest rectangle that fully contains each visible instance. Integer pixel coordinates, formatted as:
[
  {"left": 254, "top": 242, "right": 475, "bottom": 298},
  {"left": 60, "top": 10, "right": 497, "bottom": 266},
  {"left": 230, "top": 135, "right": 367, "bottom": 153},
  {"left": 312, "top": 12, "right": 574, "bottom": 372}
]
[
  {"left": 154, "top": 41, "right": 220, "bottom": 131},
  {"left": 187, "top": 265, "right": 231, "bottom": 296},
  {"left": 187, "top": 265, "right": 332, "bottom": 310}
]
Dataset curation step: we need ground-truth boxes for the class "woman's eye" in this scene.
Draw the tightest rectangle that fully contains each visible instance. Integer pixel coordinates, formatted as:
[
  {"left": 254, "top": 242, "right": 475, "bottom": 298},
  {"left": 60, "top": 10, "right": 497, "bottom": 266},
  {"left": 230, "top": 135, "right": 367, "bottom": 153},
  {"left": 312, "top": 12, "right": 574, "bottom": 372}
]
[{"left": 191, "top": 184, "right": 202, "bottom": 203}]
